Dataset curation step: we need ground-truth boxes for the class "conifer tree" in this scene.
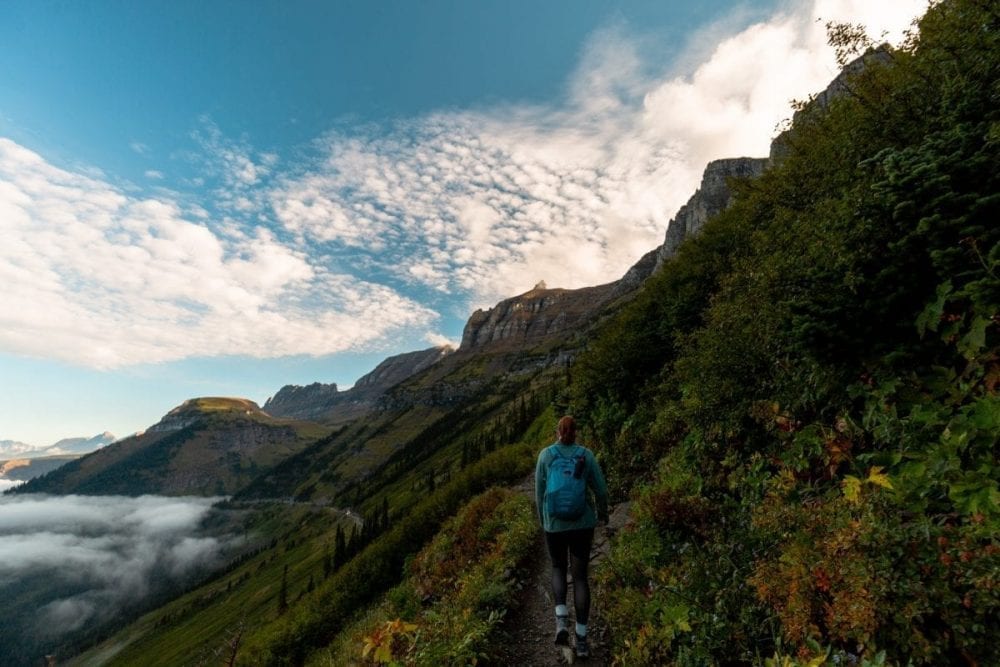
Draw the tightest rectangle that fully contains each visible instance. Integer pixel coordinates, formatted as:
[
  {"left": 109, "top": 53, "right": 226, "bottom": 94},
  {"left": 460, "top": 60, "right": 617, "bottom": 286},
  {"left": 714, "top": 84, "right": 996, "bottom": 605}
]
[
  {"left": 277, "top": 564, "right": 288, "bottom": 615},
  {"left": 333, "top": 524, "right": 346, "bottom": 569}
]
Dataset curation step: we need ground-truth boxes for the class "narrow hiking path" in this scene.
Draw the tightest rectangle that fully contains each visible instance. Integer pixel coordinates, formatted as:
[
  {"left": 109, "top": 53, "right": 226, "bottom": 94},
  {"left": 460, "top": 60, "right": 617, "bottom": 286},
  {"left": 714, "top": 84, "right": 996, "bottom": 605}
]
[{"left": 494, "top": 478, "right": 629, "bottom": 665}]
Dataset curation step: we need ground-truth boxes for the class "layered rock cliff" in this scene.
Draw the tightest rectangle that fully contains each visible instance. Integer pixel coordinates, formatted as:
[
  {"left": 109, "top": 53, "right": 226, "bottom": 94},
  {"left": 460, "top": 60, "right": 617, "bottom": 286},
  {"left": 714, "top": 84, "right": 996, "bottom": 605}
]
[
  {"left": 656, "top": 157, "right": 769, "bottom": 264},
  {"left": 262, "top": 383, "right": 340, "bottom": 421},
  {"left": 457, "top": 156, "right": 768, "bottom": 354},
  {"left": 264, "top": 346, "right": 452, "bottom": 422},
  {"left": 459, "top": 281, "right": 618, "bottom": 352}
]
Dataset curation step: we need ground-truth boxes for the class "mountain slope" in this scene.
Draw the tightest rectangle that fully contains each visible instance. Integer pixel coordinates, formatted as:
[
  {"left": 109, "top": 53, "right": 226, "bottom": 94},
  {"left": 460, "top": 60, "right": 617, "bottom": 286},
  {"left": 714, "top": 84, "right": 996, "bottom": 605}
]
[
  {"left": 16, "top": 398, "right": 328, "bottom": 496},
  {"left": 263, "top": 346, "right": 453, "bottom": 423}
]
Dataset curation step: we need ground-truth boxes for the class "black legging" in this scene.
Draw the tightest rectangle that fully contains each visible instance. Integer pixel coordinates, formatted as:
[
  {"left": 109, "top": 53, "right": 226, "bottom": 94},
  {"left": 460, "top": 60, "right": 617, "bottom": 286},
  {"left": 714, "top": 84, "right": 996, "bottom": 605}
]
[{"left": 544, "top": 528, "right": 594, "bottom": 625}]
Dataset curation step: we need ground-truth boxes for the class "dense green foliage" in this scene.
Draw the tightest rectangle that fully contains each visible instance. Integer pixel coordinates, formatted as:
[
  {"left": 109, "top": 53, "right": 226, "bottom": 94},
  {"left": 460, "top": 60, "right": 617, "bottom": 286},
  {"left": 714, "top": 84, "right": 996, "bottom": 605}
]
[
  {"left": 577, "top": 1, "right": 999, "bottom": 663},
  {"left": 315, "top": 487, "right": 538, "bottom": 666}
]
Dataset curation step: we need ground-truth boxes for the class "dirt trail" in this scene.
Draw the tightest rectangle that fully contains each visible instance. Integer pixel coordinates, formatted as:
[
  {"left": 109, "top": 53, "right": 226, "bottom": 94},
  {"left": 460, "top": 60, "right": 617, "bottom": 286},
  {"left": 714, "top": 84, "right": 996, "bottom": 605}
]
[{"left": 493, "top": 478, "right": 629, "bottom": 666}]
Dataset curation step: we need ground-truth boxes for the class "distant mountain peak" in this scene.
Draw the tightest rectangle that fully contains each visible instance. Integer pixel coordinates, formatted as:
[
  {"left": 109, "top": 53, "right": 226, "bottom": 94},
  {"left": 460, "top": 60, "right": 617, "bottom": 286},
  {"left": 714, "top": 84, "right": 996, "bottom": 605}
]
[{"left": 1, "top": 432, "right": 116, "bottom": 459}]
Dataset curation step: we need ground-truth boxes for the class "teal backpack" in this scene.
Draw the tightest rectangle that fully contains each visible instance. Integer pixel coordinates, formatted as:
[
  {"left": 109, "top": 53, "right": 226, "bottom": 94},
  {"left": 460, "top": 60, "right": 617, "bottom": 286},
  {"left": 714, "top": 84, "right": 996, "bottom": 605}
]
[{"left": 544, "top": 445, "right": 588, "bottom": 520}]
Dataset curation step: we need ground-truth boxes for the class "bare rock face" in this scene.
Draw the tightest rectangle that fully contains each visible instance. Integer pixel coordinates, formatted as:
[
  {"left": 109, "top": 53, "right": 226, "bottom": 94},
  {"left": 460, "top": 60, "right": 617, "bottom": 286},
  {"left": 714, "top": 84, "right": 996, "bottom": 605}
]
[
  {"left": 613, "top": 247, "right": 660, "bottom": 297},
  {"left": 354, "top": 346, "right": 453, "bottom": 391},
  {"left": 770, "top": 47, "right": 892, "bottom": 162},
  {"left": 656, "top": 157, "right": 769, "bottom": 265},
  {"left": 263, "top": 383, "right": 340, "bottom": 421},
  {"left": 264, "top": 347, "right": 452, "bottom": 422},
  {"left": 459, "top": 282, "right": 617, "bottom": 352}
]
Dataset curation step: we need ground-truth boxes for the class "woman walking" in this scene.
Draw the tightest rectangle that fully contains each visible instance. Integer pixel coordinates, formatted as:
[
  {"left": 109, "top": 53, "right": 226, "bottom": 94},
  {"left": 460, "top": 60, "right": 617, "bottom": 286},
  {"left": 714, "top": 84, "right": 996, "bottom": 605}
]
[{"left": 535, "top": 415, "right": 609, "bottom": 659}]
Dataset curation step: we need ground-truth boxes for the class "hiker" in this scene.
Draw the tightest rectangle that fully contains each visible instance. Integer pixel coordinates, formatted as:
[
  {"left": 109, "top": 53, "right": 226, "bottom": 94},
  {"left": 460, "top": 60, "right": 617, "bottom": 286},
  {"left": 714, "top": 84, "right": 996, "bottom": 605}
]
[{"left": 535, "top": 415, "right": 609, "bottom": 659}]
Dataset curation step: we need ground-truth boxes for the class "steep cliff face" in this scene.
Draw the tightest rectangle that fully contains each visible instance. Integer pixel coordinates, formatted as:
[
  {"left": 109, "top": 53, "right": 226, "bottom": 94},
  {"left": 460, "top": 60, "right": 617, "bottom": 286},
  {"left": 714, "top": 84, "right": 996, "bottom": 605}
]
[
  {"left": 262, "top": 383, "right": 340, "bottom": 421},
  {"left": 264, "top": 346, "right": 452, "bottom": 422},
  {"left": 455, "top": 157, "right": 769, "bottom": 355},
  {"left": 656, "top": 157, "right": 769, "bottom": 264},
  {"left": 459, "top": 282, "right": 618, "bottom": 352},
  {"left": 353, "top": 346, "right": 453, "bottom": 391}
]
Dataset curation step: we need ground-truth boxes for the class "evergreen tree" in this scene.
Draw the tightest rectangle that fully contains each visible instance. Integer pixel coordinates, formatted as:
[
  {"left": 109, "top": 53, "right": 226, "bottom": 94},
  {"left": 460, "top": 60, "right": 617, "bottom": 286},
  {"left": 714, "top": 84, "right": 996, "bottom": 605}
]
[
  {"left": 333, "top": 524, "right": 346, "bottom": 569},
  {"left": 277, "top": 565, "right": 288, "bottom": 615}
]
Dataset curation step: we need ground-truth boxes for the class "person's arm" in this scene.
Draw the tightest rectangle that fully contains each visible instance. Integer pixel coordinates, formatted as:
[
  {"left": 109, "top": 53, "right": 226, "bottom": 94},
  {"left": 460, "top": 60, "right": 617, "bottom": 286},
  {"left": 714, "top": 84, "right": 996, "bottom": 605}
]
[
  {"left": 588, "top": 450, "right": 610, "bottom": 523},
  {"left": 535, "top": 449, "right": 548, "bottom": 526}
]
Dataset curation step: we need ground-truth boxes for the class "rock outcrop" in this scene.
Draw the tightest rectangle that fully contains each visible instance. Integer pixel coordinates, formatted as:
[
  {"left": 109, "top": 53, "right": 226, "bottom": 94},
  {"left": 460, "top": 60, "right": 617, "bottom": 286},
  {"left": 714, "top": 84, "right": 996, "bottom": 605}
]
[
  {"left": 262, "top": 382, "right": 340, "bottom": 421},
  {"left": 264, "top": 346, "right": 452, "bottom": 422},
  {"left": 455, "top": 158, "right": 767, "bottom": 354},
  {"left": 459, "top": 282, "right": 617, "bottom": 352},
  {"left": 149, "top": 398, "right": 262, "bottom": 433},
  {"left": 353, "top": 346, "right": 453, "bottom": 391},
  {"left": 656, "top": 157, "right": 769, "bottom": 264}
]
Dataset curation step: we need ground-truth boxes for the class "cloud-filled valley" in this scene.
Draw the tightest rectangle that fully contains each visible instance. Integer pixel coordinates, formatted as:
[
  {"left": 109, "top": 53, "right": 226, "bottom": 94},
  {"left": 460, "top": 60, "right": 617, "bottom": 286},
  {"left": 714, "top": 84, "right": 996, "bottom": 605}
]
[{"left": 0, "top": 494, "right": 226, "bottom": 645}]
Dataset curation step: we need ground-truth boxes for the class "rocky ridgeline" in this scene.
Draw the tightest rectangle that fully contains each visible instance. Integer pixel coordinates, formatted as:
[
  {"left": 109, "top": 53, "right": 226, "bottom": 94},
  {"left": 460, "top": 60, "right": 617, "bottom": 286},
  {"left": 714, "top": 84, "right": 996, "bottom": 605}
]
[
  {"left": 657, "top": 157, "right": 769, "bottom": 264},
  {"left": 264, "top": 346, "right": 453, "bottom": 422},
  {"left": 459, "top": 281, "right": 618, "bottom": 352},
  {"left": 268, "top": 52, "right": 885, "bottom": 420},
  {"left": 353, "top": 346, "right": 453, "bottom": 390},
  {"left": 262, "top": 382, "right": 340, "bottom": 420},
  {"left": 456, "top": 158, "right": 767, "bottom": 353}
]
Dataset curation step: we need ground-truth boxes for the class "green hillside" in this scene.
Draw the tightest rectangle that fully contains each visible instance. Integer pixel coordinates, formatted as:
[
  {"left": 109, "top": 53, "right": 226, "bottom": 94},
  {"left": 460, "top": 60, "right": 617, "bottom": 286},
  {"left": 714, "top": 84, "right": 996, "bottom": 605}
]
[
  {"left": 48, "top": 1, "right": 999, "bottom": 665},
  {"left": 572, "top": 2, "right": 999, "bottom": 664},
  {"left": 16, "top": 398, "right": 330, "bottom": 496}
]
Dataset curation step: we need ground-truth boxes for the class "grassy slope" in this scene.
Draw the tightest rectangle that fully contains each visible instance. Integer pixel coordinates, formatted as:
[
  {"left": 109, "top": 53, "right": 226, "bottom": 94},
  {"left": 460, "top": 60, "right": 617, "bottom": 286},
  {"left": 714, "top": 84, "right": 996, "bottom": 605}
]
[{"left": 17, "top": 404, "right": 330, "bottom": 496}]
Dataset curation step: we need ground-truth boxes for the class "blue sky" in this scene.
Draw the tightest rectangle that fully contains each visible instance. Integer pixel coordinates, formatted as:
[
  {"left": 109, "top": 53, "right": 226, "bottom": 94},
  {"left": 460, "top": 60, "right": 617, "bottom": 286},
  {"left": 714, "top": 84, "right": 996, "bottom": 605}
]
[{"left": 0, "top": 0, "right": 925, "bottom": 447}]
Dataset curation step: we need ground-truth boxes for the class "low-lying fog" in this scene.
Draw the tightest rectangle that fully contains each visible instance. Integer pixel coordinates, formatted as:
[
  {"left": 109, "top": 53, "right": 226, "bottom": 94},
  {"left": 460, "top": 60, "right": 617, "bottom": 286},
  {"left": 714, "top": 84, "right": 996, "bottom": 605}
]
[
  {"left": 0, "top": 494, "right": 227, "bottom": 661},
  {"left": 0, "top": 478, "right": 23, "bottom": 492}
]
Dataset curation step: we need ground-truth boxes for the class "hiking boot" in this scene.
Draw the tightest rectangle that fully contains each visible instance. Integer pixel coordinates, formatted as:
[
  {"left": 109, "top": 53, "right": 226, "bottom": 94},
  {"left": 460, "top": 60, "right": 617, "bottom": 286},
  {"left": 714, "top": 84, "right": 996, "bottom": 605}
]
[
  {"left": 554, "top": 615, "right": 570, "bottom": 645},
  {"left": 575, "top": 633, "right": 590, "bottom": 659}
]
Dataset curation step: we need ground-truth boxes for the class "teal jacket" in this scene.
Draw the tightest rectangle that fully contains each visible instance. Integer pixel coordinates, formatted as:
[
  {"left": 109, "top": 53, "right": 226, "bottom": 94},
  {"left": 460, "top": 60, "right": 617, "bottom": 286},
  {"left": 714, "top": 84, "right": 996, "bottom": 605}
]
[{"left": 535, "top": 442, "right": 609, "bottom": 533}]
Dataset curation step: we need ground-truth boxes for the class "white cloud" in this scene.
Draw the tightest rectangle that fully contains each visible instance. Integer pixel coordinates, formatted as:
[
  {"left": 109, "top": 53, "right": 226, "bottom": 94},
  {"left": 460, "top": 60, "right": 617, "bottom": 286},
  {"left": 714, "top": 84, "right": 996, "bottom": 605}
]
[
  {"left": 0, "top": 479, "right": 23, "bottom": 493},
  {"left": 0, "top": 0, "right": 924, "bottom": 370},
  {"left": 424, "top": 332, "right": 458, "bottom": 349},
  {"left": 0, "top": 138, "right": 437, "bottom": 369},
  {"left": 145, "top": 169, "right": 164, "bottom": 179},
  {"left": 269, "top": 0, "right": 924, "bottom": 310}
]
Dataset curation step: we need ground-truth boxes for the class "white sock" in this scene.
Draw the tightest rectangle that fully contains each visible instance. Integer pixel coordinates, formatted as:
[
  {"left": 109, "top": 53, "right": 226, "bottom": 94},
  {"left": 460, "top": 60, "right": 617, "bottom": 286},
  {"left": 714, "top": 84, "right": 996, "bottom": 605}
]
[
  {"left": 576, "top": 622, "right": 587, "bottom": 637},
  {"left": 555, "top": 604, "right": 568, "bottom": 617}
]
